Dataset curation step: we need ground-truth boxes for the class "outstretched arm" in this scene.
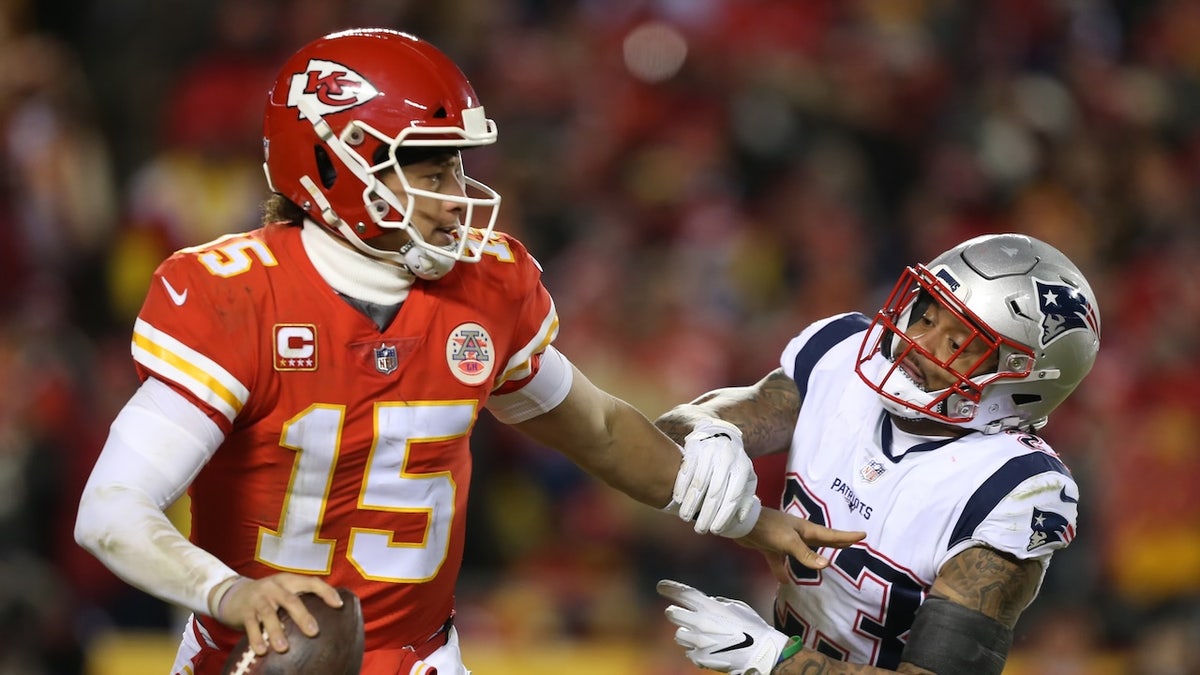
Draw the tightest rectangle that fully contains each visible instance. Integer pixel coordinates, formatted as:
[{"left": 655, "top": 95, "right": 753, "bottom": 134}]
[
  {"left": 509, "top": 361, "right": 682, "bottom": 507},
  {"left": 511, "top": 359, "right": 861, "bottom": 563}
]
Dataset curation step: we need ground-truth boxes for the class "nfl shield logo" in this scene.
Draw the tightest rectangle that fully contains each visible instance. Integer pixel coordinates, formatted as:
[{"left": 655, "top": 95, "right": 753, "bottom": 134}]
[
  {"left": 859, "top": 460, "right": 886, "bottom": 483},
  {"left": 374, "top": 344, "right": 398, "bottom": 375}
]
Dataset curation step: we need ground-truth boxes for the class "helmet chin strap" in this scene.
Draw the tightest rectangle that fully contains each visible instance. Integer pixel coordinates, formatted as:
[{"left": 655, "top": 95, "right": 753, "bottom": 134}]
[
  {"left": 878, "top": 364, "right": 1015, "bottom": 434},
  {"left": 399, "top": 239, "right": 458, "bottom": 280},
  {"left": 878, "top": 366, "right": 943, "bottom": 421}
]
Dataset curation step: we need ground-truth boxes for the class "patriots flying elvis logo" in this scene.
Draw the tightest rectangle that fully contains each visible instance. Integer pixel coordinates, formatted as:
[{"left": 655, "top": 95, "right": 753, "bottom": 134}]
[
  {"left": 1027, "top": 507, "right": 1074, "bottom": 551},
  {"left": 1033, "top": 278, "right": 1099, "bottom": 347}
]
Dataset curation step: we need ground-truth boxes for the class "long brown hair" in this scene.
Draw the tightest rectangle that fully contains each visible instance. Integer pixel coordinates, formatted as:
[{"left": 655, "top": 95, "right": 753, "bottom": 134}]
[{"left": 261, "top": 193, "right": 306, "bottom": 227}]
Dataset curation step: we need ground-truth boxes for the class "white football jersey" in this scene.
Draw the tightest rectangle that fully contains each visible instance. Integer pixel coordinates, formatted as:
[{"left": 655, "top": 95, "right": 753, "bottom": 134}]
[{"left": 772, "top": 312, "right": 1079, "bottom": 669}]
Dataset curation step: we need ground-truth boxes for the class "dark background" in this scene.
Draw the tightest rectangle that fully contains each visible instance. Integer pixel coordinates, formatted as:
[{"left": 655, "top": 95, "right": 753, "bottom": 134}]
[{"left": 1, "top": 0, "right": 1197, "bottom": 672}]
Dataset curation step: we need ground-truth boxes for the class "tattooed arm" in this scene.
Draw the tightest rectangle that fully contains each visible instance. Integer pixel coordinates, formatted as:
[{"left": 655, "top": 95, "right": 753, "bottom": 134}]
[
  {"left": 655, "top": 368, "right": 801, "bottom": 459},
  {"left": 926, "top": 546, "right": 1042, "bottom": 629},
  {"left": 771, "top": 546, "right": 1042, "bottom": 674}
]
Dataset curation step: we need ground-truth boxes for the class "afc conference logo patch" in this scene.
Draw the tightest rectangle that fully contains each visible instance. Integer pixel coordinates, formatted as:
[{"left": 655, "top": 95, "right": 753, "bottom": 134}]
[
  {"left": 274, "top": 324, "right": 318, "bottom": 371},
  {"left": 446, "top": 322, "right": 494, "bottom": 386}
]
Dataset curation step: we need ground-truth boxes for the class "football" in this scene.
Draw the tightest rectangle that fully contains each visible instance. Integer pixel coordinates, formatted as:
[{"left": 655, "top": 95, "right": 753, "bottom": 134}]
[{"left": 221, "top": 587, "right": 365, "bottom": 675}]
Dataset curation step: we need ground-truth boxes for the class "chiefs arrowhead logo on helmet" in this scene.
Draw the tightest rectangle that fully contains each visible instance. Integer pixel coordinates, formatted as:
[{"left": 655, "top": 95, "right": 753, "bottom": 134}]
[{"left": 286, "top": 59, "right": 379, "bottom": 119}]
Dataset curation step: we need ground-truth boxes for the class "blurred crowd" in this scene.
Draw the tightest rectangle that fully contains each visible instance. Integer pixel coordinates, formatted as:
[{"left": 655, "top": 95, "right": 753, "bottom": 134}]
[{"left": 1, "top": 0, "right": 1198, "bottom": 673}]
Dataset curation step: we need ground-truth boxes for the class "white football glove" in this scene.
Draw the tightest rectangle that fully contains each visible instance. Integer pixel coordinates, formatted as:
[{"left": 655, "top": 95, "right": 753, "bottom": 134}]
[
  {"left": 657, "top": 579, "right": 790, "bottom": 675},
  {"left": 669, "top": 419, "right": 761, "bottom": 538}
]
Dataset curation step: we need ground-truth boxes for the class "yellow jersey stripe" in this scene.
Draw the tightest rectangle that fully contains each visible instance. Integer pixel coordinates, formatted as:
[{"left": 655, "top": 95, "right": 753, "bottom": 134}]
[
  {"left": 495, "top": 301, "right": 560, "bottom": 386},
  {"left": 132, "top": 318, "right": 248, "bottom": 422}
]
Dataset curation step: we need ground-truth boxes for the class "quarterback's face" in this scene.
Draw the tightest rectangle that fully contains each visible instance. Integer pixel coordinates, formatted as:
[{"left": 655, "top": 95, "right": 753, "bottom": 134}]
[
  {"left": 369, "top": 153, "right": 467, "bottom": 252},
  {"left": 901, "top": 300, "right": 999, "bottom": 392}
]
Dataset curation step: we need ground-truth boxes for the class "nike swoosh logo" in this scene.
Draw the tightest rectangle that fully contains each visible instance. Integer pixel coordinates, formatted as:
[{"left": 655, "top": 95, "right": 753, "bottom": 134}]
[
  {"left": 712, "top": 632, "right": 754, "bottom": 654},
  {"left": 161, "top": 277, "right": 188, "bottom": 306},
  {"left": 1059, "top": 487, "right": 1078, "bottom": 504}
]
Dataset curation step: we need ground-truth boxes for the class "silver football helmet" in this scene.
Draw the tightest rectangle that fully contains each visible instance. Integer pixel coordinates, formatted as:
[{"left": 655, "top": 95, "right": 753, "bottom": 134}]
[{"left": 856, "top": 233, "right": 1101, "bottom": 434}]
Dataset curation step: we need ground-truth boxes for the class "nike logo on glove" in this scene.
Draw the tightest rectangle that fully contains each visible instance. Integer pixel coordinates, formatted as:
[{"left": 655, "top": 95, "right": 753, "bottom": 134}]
[
  {"left": 161, "top": 277, "right": 188, "bottom": 306},
  {"left": 713, "top": 632, "right": 754, "bottom": 653}
]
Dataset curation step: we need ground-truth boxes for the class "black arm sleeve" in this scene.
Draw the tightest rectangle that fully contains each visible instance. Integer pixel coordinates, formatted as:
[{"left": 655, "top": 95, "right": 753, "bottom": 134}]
[{"left": 900, "top": 597, "right": 1014, "bottom": 675}]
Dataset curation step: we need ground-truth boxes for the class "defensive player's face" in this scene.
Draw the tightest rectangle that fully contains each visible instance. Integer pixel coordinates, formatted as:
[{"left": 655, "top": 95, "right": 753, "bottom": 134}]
[
  {"left": 900, "top": 300, "right": 999, "bottom": 392},
  {"left": 369, "top": 153, "right": 468, "bottom": 253}
]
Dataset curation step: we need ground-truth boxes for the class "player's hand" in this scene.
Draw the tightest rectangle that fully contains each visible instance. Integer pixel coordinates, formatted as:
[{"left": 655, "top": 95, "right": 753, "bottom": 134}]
[
  {"left": 212, "top": 573, "right": 344, "bottom": 656},
  {"left": 670, "top": 419, "right": 761, "bottom": 538},
  {"left": 738, "top": 508, "right": 865, "bottom": 582},
  {"left": 657, "top": 579, "right": 791, "bottom": 675}
]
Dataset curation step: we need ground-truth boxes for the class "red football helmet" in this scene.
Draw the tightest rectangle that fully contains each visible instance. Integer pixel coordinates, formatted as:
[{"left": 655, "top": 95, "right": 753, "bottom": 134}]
[{"left": 263, "top": 29, "right": 500, "bottom": 279}]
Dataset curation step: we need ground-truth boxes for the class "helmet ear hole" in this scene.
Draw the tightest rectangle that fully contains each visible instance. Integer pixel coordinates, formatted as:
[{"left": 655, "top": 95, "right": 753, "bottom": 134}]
[
  {"left": 315, "top": 145, "right": 337, "bottom": 189},
  {"left": 371, "top": 144, "right": 391, "bottom": 165},
  {"left": 1012, "top": 393, "right": 1041, "bottom": 406}
]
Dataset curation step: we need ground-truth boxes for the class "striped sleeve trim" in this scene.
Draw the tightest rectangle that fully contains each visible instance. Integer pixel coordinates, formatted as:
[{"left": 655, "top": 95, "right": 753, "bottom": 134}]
[
  {"left": 495, "top": 299, "right": 560, "bottom": 387},
  {"left": 948, "top": 451, "right": 1071, "bottom": 549},
  {"left": 131, "top": 317, "right": 249, "bottom": 423},
  {"left": 791, "top": 313, "right": 870, "bottom": 399}
]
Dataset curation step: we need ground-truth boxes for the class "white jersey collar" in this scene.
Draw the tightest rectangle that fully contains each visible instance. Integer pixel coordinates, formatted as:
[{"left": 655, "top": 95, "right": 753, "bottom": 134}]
[{"left": 879, "top": 414, "right": 961, "bottom": 462}]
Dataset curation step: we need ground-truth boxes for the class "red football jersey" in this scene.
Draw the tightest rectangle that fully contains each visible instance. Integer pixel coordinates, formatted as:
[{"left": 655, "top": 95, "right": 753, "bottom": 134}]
[{"left": 131, "top": 223, "right": 557, "bottom": 655}]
